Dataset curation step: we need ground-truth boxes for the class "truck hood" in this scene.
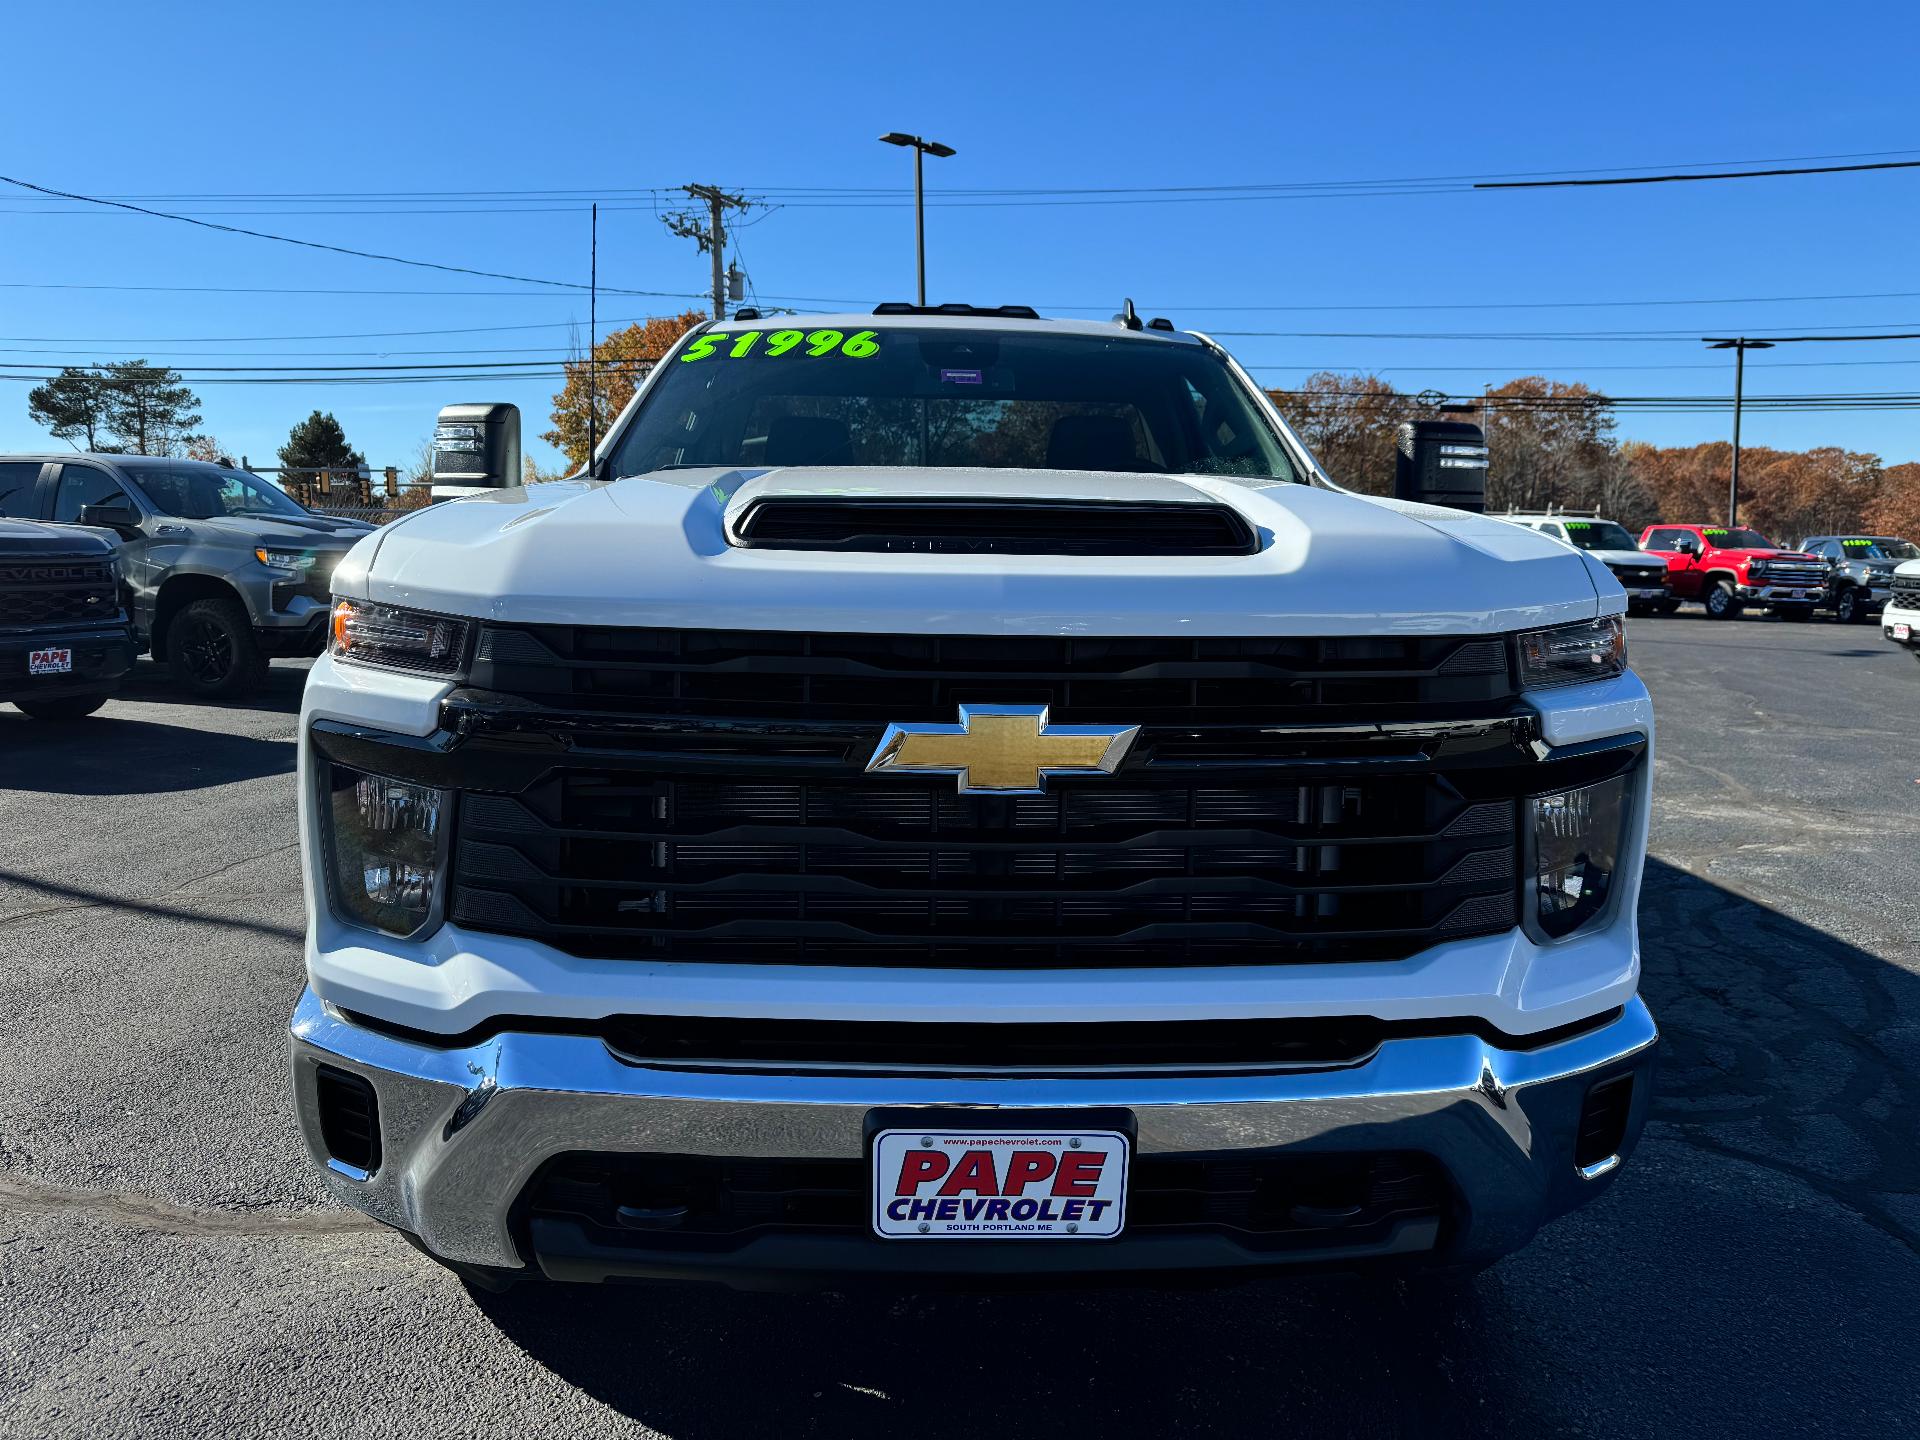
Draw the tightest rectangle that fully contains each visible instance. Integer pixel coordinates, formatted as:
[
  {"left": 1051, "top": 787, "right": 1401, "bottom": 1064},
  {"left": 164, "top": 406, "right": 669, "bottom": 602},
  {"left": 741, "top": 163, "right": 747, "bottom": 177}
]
[
  {"left": 0, "top": 516, "right": 117, "bottom": 558},
  {"left": 338, "top": 467, "right": 1609, "bottom": 637},
  {"left": 1705, "top": 546, "right": 1818, "bottom": 563},
  {"left": 1586, "top": 548, "right": 1668, "bottom": 568},
  {"left": 191, "top": 513, "right": 374, "bottom": 548}
]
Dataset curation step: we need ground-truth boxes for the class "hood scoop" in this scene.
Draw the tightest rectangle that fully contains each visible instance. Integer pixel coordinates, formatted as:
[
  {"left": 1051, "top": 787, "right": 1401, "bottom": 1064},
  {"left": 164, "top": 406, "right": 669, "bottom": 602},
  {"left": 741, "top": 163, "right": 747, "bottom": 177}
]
[{"left": 730, "top": 497, "right": 1260, "bottom": 556}]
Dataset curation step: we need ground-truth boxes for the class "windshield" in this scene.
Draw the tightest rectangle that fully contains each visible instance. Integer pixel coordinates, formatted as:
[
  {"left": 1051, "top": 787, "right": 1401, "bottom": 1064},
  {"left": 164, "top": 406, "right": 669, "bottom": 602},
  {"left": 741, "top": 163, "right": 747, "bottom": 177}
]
[
  {"left": 607, "top": 325, "right": 1298, "bottom": 482},
  {"left": 131, "top": 464, "right": 308, "bottom": 521},
  {"left": 1702, "top": 527, "right": 1776, "bottom": 549},
  {"left": 1840, "top": 537, "right": 1919, "bottom": 561},
  {"left": 1560, "top": 520, "right": 1639, "bottom": 551}
]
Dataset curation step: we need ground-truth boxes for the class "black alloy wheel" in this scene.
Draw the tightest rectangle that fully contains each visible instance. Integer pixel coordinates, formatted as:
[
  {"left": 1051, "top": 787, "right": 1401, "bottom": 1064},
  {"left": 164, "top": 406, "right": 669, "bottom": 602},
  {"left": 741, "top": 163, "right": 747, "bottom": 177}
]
[{"left": 168, "top": 598, "right": 268, "bottom": 698}]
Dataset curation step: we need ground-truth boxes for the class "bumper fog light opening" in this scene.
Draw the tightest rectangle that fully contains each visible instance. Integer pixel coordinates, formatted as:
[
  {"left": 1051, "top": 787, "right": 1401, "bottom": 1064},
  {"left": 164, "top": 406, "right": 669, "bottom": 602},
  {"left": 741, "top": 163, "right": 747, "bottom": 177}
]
[
  {"left": 1574, "top": 1073, "right": 1634, "bottom": 1176},
  {"left": 315, "top": 1064, "right": 383, "bottom": 1178}
]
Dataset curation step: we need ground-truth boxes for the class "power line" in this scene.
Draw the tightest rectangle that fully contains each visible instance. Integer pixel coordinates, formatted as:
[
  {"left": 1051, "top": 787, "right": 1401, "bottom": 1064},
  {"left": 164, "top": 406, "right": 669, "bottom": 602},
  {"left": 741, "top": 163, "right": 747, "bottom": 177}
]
[
  {"left": 14, "top": 276, "right": 1920, "bottom": 317},
  {"left": 0, "top": 174, "right": 689, "bottom": 297},
  {"left": 1478, "top": 159, "right": 1920, "bottom": 190},
  {"left": 12, "top": 147, "right": 1918, "bottom": 204}
]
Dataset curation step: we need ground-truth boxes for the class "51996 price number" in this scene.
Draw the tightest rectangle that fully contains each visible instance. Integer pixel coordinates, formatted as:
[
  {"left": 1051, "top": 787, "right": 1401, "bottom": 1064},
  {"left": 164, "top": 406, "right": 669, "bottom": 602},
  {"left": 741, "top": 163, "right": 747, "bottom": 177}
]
[{"left": 679, "top": 328, "right": 880, "bottom": 362}]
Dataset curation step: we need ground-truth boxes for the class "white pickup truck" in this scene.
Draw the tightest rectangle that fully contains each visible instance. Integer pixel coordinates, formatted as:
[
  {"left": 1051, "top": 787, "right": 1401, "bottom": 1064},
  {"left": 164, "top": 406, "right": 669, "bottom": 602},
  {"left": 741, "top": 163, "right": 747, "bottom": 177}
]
[
  {"left": 1886, "top": 560, "right": 1920, "bottom": 655},
  {"left": 290, "top": 305, "right": 1656, "bottom": 1290}
]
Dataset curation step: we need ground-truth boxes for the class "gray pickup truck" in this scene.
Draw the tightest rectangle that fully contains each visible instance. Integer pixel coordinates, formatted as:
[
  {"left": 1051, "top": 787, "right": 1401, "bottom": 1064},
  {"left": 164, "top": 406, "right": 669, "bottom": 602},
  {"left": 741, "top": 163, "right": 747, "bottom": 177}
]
[{"left": 0, "top": 454, "right": 372, "bottom": 697}]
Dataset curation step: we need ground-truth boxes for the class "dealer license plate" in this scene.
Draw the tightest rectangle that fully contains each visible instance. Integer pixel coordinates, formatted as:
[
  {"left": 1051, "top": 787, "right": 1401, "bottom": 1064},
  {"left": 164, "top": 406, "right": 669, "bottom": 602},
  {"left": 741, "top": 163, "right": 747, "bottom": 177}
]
[
  {"left": 28, "top": 648, "right": 72, "bottom": 675},
  {"left": 872, "top": 1127, "right": 1129, "bottom": 1239},
  {"left": 1895, "top": 623, "right": 1913, "bottom": 641}
]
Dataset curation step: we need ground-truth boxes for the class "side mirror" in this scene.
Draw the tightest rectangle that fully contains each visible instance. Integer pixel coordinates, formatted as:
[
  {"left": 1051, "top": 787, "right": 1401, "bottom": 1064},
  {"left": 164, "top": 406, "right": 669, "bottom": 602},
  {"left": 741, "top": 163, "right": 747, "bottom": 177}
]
[
  {"left": 1675, "top": 536, "right": 1700, "bottom": 556},
  {"left": 77, "top": 500, "right": 141, "bottom": 537}
]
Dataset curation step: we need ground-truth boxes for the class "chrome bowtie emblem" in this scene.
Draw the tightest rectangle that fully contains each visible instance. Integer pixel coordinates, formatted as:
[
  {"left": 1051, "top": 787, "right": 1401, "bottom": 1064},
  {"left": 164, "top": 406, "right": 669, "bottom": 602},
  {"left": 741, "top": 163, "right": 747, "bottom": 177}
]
[{"left": 866, "top": 704, "right": 1140, "bottom": 795}]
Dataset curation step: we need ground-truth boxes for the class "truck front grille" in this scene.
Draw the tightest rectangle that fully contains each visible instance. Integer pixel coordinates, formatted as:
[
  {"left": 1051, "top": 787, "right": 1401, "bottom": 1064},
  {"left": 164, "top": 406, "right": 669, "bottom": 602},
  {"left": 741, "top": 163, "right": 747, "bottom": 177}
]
[
  {"left": 0, "top": 558, "right": 118, "bottom": 629},
  {"left": 448, "top": 770, "right": 1520, "bottom": 967},
  {"left": 300, "top": 622, "right": 1620, "bottom": 972},
  {"left": 1756, "top": 561, "right": 1828, "bottom": 587},
  {"left": 1608, "top": 565, "right": 1667, "bottom": 589},
  {"left": 468, "top": 624, "right": 1515, "bottom": 725},
  {"left": 1890, "top": 578, "right": 1920, "bottom": 611}
]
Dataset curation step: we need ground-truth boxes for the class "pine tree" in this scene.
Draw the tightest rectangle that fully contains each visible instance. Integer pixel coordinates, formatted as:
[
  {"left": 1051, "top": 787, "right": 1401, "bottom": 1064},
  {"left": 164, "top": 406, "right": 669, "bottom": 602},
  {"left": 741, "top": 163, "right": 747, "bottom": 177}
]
[{"left": 278, "top": 410, "right": 366, "bottom": 473}]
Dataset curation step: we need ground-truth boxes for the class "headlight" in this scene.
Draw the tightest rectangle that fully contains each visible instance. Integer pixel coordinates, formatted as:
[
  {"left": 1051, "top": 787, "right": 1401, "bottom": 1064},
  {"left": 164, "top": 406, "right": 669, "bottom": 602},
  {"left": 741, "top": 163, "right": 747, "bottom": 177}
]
[
  {"left": 1518, "top": 616, "right": 1626, "bottom": 689},
  {"left": 1530, "top": 773, "right": 1630, "bottom": 940},
  {"left": 329, "top": 598, "right": 472, "bottom": 677},
  {"left": 256, "top": 547, "right": 316, "bottom": 570},
  {"left": 1748, "top": 560, "right": 1769, "bottom": 578},
  {"left": 319, "top": 762, "right": 450, "bottom": 937}
]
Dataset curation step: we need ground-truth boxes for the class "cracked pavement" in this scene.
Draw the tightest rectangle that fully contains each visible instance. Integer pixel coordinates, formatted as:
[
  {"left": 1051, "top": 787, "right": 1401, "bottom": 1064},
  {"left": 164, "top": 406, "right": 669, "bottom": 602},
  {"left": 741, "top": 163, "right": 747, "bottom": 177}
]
[{"left": 2, "top": 623, "right": 1918, "bottom": 1438}]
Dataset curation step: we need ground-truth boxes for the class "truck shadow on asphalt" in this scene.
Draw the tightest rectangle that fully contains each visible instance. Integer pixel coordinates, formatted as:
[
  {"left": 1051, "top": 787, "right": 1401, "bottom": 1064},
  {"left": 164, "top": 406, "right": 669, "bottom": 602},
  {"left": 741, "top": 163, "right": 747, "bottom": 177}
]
[
  {"left": 461, "top": 857, "right": 1920, "bottom": 1435},
  {"left": 112, "top": 658, "right": 311, "bottom": 715},
  {"left": 0, "top": 712, "right": 294, "bottom": 795}
]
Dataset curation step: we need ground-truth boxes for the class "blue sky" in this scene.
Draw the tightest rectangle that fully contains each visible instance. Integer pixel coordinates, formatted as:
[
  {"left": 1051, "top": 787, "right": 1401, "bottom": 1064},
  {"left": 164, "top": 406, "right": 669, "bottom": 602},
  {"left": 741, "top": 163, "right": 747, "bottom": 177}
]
[{"left": 4, "top": 0, "right": 1919, "bottom": 472}]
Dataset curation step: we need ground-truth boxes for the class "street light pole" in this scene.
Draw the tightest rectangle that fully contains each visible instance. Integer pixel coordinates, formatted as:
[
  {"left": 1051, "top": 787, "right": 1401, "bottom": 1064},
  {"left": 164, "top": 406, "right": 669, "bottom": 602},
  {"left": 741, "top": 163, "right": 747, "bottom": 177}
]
[
  {"left": 879, "top": 133, "right": 956, "bottom": 306},
  {"left": 1705, "top": 338, "right": 1775, "bottom": 528}
]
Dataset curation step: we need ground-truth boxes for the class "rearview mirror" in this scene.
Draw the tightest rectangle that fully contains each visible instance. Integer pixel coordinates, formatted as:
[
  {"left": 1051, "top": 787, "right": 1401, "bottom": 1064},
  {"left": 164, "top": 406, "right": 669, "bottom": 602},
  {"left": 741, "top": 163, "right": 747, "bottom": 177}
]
[{"left": 77, "top": 500, "right": 141, "bottom": 536}]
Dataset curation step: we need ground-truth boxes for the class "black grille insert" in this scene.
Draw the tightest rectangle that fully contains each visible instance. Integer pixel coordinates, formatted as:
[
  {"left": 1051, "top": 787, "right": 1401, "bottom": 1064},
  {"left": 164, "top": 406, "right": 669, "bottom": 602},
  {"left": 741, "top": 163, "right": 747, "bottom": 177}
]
[
  {"left": 0, "top": 558, "right": 118, "bottom": 629},
  {"left": 469, "top": 625, "right": 1516, "bottom": 724},
  {"left": 1575, "top": 1074, "right": 1634, "bottom": 1170},
  {"left": 525, "top": 1149, "right": 1448, "bottom": 1252},
  {"left": 315, "top": 1065, "right": 381, "bottom": 1174},
  {"left": 449, "top": 769, "right": 1520, "bottom": 967},
  {"left": 732, "top": 498, "right": 1259, "bottom": 557}
]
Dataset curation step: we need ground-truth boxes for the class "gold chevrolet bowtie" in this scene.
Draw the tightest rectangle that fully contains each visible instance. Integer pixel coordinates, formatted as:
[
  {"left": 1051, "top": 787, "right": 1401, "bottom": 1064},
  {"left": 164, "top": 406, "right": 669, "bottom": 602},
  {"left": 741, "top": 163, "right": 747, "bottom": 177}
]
[{"left": 865, "top": 704, "right": 1140, "bottom": 795}]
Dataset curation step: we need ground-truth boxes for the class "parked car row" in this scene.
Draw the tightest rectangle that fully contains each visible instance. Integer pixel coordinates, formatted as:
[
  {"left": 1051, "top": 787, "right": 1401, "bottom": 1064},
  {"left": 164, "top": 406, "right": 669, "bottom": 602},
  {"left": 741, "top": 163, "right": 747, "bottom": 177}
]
[
  {"left": 0, "top": 454, "right": 373, "bottom": 720},
  {"left": 1498, "top": 510, "right": 1919, "bottom": 630}
]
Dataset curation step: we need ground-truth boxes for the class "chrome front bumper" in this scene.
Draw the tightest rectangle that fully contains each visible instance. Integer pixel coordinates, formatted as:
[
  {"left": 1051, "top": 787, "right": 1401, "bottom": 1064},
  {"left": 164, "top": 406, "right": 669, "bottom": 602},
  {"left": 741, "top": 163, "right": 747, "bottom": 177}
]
[{"left": 289, "top": 988, "right": 1657, "bottom": 1282}]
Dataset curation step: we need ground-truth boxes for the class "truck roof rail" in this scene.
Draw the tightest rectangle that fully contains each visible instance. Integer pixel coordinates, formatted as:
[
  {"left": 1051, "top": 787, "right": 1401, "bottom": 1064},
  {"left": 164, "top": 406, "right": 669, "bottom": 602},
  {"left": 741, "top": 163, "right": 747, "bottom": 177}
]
[{"left": 872, "top": 302, "right": 1041, "bottom": 319}]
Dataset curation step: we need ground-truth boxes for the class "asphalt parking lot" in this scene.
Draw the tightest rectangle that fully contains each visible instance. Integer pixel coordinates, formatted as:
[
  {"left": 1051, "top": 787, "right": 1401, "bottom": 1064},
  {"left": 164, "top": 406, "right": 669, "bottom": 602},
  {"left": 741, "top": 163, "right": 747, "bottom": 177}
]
[{"left": 2, "top": 614, "right": 1917, "bottom": 1439}]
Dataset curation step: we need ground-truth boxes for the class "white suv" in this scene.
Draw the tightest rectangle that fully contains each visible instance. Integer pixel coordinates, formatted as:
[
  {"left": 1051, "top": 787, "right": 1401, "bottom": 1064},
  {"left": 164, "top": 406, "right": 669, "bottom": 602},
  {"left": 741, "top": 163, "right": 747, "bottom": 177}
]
[{"left": 290, "top": 306, "right": 1656, "bottom": 1290}]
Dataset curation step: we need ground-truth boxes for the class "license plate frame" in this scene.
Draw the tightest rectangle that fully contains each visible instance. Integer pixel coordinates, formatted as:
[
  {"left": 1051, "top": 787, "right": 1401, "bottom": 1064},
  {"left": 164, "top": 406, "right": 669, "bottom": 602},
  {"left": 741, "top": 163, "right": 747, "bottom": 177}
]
[
  {"left": 1895, "top": 622, "right": 1913, "bottom": 641},
  {"left": 28, "top": 648, "right": 73, "bottom": 676},
  {"left": 867, "top": 1107, "right": 1134, "bottom": 1241}
]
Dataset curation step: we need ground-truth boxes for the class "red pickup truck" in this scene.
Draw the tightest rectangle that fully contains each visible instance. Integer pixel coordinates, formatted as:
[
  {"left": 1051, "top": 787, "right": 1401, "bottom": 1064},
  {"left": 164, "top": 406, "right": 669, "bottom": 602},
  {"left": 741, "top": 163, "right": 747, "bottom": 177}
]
[{"left": 1637, "top": 524, "right": 1829, "bottom": 621}]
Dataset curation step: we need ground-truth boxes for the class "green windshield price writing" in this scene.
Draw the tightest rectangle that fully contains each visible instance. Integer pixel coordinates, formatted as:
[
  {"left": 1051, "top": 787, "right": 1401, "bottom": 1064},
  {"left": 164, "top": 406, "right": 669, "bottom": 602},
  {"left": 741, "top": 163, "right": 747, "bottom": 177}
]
[
  {"left": 1843, "top": 539, "right": 1873, "bottom": 548},
  {"left": 681, "top": 329, "right": 881, "bottom": 363}
]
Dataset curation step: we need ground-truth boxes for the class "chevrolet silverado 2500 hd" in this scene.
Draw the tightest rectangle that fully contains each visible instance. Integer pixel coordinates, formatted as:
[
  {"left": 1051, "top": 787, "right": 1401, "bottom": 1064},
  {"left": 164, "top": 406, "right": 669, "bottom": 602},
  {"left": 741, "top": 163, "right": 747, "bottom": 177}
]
[
  {"left": 290, "top": 306, "right": 1656, "bottom": 1290},
  {"left": 1638, "top": 523, "right": 1827, "bottom": 621}
]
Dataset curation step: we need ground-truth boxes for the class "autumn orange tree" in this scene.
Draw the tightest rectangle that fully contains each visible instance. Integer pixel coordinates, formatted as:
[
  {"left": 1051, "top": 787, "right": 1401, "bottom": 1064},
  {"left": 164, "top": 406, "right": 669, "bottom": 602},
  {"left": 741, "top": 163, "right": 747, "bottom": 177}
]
[
  {"left": 544, "top": 311, "right": 706, "bottom": 468},
  {"left": 1266, "top": 372, "right": 1404, "bottom": 494},
  {"left": 1866, "top": 462, "right": 1920, "bottom": 537}
]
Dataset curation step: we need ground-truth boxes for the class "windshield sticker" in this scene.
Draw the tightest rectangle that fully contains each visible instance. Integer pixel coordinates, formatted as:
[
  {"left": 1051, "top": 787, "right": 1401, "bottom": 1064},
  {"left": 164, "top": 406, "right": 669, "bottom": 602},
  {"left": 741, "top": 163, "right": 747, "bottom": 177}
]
[
  {"left": 1565, "top": 521, "right": 1592, "bottom": 529},
  {"left": 1843, "top": 538, "right": 1874, "bottom": 548},
  {"left": 1704, "top": 528, "right": 1729, "bottom": 537},
  {"left": 680, "top": 329, "right": 880, "bottom": 363},
  {"left": 940, "top": 368, "right": 984, "bottom": 385}
]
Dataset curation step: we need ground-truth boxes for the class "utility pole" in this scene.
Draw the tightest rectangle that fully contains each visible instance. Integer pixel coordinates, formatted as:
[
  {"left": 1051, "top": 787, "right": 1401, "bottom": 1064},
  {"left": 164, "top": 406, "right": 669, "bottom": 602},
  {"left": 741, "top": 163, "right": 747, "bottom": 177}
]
[
  {"left": 1705, "top": 338, "right": 1775, "bottom": 528},
  {"left": 660, "top": 185, "right": 757, "bottom": 319}
]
